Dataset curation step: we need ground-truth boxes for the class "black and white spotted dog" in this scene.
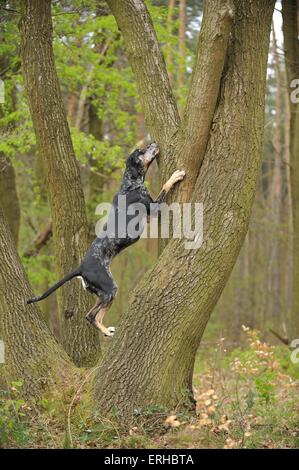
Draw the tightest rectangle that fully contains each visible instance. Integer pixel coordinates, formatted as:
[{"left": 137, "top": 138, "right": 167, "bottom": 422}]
[{"left": 27, "top": 143, "right": 185, "bottom": 336}]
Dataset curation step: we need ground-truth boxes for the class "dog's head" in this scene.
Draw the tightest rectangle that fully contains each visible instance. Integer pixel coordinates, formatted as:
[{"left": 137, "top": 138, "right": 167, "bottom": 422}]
[{"left": 126, "top": 142, "right": 159, "bottom": 180}]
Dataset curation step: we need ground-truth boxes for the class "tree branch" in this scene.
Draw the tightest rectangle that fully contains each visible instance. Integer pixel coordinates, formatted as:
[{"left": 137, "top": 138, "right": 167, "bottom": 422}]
[
  {"left": 24, "top": 219, "right": 53, "bottom": 257},
  {"left": 177, "top": 0, "right": 234, "bottom": 202},
  {"left": 106, "top": 0, "right": 180, "bottom": 148},
  {"left": 269, "top": 328, "right": 290, "bottom": 346}
]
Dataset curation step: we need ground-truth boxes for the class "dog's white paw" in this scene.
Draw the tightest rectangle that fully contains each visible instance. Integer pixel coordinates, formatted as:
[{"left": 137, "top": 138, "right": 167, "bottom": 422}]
[
  {"left": 171, "top": 170, "right": 186, "bottom": 184},
  {"left": 105, "top": 326, "right": 116, "bottom": 337}
]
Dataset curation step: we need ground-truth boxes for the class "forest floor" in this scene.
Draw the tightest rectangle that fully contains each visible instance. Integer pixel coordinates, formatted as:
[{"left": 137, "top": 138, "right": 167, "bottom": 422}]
[{"left": 1, "top": 328, "right": 298, "bottom": 449}]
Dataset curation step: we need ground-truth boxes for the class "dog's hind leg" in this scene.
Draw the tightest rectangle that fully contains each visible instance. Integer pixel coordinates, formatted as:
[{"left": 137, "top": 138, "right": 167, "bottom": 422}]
[
  {"left": 85, "top": 298, "right": 102, "bottom": 325},
  {"left": 93, "top": 283, "right": 117, "bottom": 337},
  {"left": 85, "top": 267, "right": 118, "bottom": 336},
  {"left": 93, "top": 300, "right": 115, "bottom": 337},
  {"left": 85, "top": 294, "right": 117, "bottom": 337}
]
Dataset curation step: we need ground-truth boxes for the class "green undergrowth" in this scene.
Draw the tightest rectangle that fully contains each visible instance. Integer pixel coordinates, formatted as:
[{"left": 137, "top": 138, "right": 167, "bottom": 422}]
[{"left": 1, "top": 328, "right": 298, "bottom": 449}]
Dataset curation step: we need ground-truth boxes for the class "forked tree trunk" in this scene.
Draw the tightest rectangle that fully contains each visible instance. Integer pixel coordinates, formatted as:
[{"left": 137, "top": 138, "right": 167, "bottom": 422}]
[
  {"left": 94, "top": 0, "right": 274, "bottom": 419},
  {"left": 282, "top": 0, "right": 299, "bottom": 336},
  {"left": 0, "top": 210, "right": 74, "bottom": 397},
  {"left": 20, "top": 0, "right": 100, "bottom": 366}
]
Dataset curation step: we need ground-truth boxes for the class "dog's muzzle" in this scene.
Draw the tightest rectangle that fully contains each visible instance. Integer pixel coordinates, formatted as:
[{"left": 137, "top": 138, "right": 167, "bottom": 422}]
[{"left": 142, "top": 142, "right": 159, "bottom": 166}]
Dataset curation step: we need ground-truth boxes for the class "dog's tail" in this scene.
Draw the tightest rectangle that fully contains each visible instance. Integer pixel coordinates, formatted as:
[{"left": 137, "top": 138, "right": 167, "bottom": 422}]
[{"left": 27, "top": 269, "right": 81, "bottom": 304}]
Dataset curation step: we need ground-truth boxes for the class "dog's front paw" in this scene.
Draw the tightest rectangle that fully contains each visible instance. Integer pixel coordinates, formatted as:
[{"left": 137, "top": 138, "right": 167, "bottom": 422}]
[
  {"left": 170, "top": 170, "right": 186, "bottom": 185},
  {"left": 104, "top": 326, "right": 116, "bottom": 337},
  {"left": 163, "top": 170, "right": 186, "bottom": 193}
]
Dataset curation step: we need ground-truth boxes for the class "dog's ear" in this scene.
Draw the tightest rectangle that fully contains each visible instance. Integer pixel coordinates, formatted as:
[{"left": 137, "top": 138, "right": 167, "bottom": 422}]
[
  {"left": 126, "top": 150, "right": 143, "bottom": 180},
  {"left": 128, "top": 165, "right": 140, "bottom": 179}
]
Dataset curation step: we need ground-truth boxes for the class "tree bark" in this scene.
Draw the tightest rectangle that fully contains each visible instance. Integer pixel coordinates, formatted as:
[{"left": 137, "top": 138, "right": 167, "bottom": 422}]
[
  {"left": 269, "top": 25, "right": 283, "bottom": 319},
  {"left": 94, "top": 0, "right": 274, "bottom": 419},
  {"left": 178, "top": 0, "right": 186, "bottom": 94},
  {"left": 20, "top": 0, "right": 101, "bottom": 366},
  {"left": 166, "top": 0, "right": 176, "bottom": 87},
  {"left": 0, "top": 209, "right": 74, "bottom": 398},
  {"left": 282, "top": 0, "right": 299, "bottom": 336},
  {"left": 0, "top": 155, "right": 20, "bottom": 247}
]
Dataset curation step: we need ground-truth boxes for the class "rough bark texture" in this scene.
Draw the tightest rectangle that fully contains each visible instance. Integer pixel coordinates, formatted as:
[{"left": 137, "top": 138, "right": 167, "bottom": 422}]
[
  {"left": 178, "top": 0, "right": 186, "bottom": 93},
  {"left": 0, "top": 209, "right": 74, "bottom": 397},
  {"left": 282, "top": 0, "right": 299, "bottom": 336},
  {"left": 269, "top": 25, "right": 283, "bottom": 318},
  {"left": 166, "top": 0, "right": 176, "bottom": 87},
  {"left": 0, "top": 155, "right": 20, "bottom": 246},
  {"left": 94, "top": 0, "right": 274, "bottom": 419},
  {"left": 20, "top": 0, "right": 101, "bottom": 366}
]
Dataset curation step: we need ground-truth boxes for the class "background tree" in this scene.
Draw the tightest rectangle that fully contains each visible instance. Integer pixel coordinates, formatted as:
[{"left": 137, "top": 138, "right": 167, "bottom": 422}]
[
  {"left": 282, "top": 0, "right": 299, "bottom": 337},
  {"left": 20, "top": 0, "right": 100, "bottom": 366},
  {"left": 178, "top": 0, "right": 186, "bottom": 97},
  {"left": 0, "top": 50, "right": 20, "bottom": 246}
]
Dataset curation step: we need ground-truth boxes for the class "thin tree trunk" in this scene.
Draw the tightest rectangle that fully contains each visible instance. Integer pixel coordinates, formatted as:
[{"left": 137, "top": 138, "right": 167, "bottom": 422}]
[
  {"left": 271, "top": 26, "right": 282, "bottom": 216},
  {"left": 284, "top": 75, "right": 293, "bottom": 315},
  {"left": 166, "top": 0, "right": 176, "bottom": 87},
  {"left": 20, "top": 0, "right": 101, "bottom": 366},
  {"left": 270, "top": 25, "right": 283, "bottom": 319},
  {"left": 94, "top": 0, "right": 274, "bottom": 420},
  {"left": 178, "top": 0, "right": 186, "bottom": 97},
  {"left": 67, "top": 93, "right": 78, "bottom": 127},
  {"left": 282, "top": 0, "right": 299, "bottom": 336},
  {"left": 75, "top": 66, "right": 94, "bottom": 131}
]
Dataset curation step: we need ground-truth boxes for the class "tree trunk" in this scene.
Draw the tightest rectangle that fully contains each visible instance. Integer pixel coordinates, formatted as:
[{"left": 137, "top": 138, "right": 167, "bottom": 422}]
[
  {"left": 282, "top": 0, "right": 299, "bottom": 336},
  {"left": 178, "top": 0, "right": 186, "bottom": 97},
  {"left": 166, "top": 0, "right": 176, "bottom": 87},
  {"left": 0, "top": 155, "right": 20, "bottom": 247},
  {"left": 86, "top": 100, "right": 105, "bottom": 222},
  {"left": 94, "top": 0, "right": 274, "bottom": 419},
  {"left": 0, "top": 209, "right": 74, "bottom": 398},
  {"left": 269, "top": 25, "right": 283, "bottom": 319},
  {"left": 20, "top": 0, "right": 101, "bottom": 366},
  {"left": 284, "top": 67, "right": 293, "bottom": 317}
]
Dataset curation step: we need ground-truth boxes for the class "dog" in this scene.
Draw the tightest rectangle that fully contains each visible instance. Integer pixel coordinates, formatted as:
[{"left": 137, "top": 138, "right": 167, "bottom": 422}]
[{"left": 27, "top": 143, "right": 185, "bottom": 336}]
